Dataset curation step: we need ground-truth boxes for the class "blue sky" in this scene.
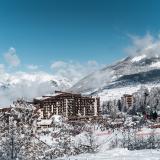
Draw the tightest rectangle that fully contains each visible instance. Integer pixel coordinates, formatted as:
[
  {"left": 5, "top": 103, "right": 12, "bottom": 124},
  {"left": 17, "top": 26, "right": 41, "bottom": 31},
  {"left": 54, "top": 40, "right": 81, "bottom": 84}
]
[{"left": 0, "top": 0, "right": 160, "bottom": 72}]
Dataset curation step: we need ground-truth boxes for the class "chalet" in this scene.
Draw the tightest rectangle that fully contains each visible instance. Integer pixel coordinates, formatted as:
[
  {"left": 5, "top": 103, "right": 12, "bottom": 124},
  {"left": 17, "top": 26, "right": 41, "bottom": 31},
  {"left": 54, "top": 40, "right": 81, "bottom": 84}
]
[{"left": 33, "top": 91, "right": 101, "bottom": 121}]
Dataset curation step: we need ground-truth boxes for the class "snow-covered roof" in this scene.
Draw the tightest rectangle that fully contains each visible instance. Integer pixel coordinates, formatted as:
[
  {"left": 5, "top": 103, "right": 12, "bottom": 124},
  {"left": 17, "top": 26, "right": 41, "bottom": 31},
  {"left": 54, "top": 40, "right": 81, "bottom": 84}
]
[
  {"left": 34, "top": 93, "right": 63, "bottom": 101},
  {"left": 37, "top": 119, "right": 52, "bottom": 126},
  {"left": 111, "top": 121, "right": 123, "bottom": 125},
  {"left": 44, "top": 93, "right": 62, "bottom": 97},
  {"left": 34, "top": 96, "right": 50, "bottom": 101}
]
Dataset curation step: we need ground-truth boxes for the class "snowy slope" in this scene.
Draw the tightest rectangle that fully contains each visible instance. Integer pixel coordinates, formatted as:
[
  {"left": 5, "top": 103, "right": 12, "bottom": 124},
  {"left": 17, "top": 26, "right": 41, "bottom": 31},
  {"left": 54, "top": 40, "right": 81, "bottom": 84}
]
[
  {"left": 70, "top": 52, "right": 160, "bottom": 101},
  {"left": 131, "top": 54, "right": 146, "bottom": 62}
]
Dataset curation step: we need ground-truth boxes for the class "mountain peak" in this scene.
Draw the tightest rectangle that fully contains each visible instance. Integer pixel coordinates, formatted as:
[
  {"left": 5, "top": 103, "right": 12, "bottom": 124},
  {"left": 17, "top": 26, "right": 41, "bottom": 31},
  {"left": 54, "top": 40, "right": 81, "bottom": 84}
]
[{"left": 70, "top": 53, "right": 160, "bottom": 102}]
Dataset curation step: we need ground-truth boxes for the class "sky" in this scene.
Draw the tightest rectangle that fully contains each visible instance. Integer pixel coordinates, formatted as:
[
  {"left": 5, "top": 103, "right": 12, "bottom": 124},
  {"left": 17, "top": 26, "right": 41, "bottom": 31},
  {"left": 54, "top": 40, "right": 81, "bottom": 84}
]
[
  {"left": 0, "top": 0, "right": 160, "bottom": 76},
  {"left": 1, "top": 0, "right": 160, "bottom": 105}
]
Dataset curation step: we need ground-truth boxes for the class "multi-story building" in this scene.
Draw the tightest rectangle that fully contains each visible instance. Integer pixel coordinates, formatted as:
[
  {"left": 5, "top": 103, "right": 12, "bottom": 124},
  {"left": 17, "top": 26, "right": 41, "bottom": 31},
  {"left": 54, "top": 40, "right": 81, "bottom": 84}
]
[
  {"left": 121, "top": 94, "right": 134, "bottom": 110},
  {"left": 33, "top": 91, "right": 101, "bottom": 121}
]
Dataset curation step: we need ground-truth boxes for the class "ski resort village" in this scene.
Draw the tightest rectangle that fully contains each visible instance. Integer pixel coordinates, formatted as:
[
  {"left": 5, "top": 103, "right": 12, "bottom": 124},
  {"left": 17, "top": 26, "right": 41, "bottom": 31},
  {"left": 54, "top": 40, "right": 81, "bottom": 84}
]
[
  {"left": 1, "top": 0, "right": 160, "bottom": 159},
  {"left": 1, "top": 86, "right": 160, "bottom": 159},
  {"left": 1, "top": 46, "right": 160, "bottom": 159}
]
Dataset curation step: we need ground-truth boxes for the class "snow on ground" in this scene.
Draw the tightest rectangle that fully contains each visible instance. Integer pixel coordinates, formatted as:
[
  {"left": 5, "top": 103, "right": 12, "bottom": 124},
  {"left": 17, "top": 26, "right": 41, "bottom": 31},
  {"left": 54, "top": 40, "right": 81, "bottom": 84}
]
[
  {"left": 131, "top": 54, "right": 146, "bottom": 62},
  {"left": 94, "top": 127, "right": 160, "bottom": 153},
  {"left": 37, "top": 119, "right": 53, "bottom": 126},
  {"left": 57, "top": 148, "right": 160, "bottom": 160},
  {"left": 98, "top": 85, "right": 141, "bottom": 103},
  {"left": 37, "top": 121, "right": 160, "bottom": 160},
  {"left": 38, "top": 133, "right": 54, "bottom": 146},
  {"left": 52, "top": 115, "right": 63, "bottom": 124},
  {"left": 56, "top": 127, "right": 160, "bottom": 160},
  {"left": 150, "top": 61, "right": 160, "bottom": 68},
  {"left": 98, "top": 83, "right": 160, "bottom": 104},
  {"left": 136, "top": 127, "right": 160, "bottom": 136}
]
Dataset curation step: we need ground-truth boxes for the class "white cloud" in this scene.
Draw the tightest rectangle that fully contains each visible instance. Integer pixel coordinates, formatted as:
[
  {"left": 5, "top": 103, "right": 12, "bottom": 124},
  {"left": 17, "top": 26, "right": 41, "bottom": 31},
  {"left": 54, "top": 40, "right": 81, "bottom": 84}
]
[
  {"left": 125, "top": 33, "right": 160, "bottom": 57},
  {"left": 50, "top": 61, "right": 66, "bottom": 69},
  {"left": 4, "top": 47, "right": 21, "bottom": 67},
  {"left": 50, "top": 60, "right": 101, "bottom": 84},
  {"left": 2, "top": 33, "right": 160, "bottom": 107},
  {"left": 27, "top": 64, "right": 39, "bottom": 70},
  {"left": 0, "top": 48, "right": 102, "bottom": 106},
  {"left": 0, "top": 71, "right": 72, "bottom": 107},
  {"left": 0, "top": 47, "right": 102, "bottom": 106}
]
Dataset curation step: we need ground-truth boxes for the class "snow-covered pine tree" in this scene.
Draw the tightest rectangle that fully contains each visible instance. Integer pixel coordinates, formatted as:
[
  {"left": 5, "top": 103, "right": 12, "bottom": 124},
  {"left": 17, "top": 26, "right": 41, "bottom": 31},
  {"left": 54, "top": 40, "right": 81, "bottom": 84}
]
[{"left": 0, "top": 103, "right": 49, "bottom": 160}]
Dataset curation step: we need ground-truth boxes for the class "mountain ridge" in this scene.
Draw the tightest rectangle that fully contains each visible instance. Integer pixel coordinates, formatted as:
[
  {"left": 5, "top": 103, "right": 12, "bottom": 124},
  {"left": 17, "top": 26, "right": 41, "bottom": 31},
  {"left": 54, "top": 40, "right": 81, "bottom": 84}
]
[{"left": 70, "top": 53, "right": 160, "bottom": 101}]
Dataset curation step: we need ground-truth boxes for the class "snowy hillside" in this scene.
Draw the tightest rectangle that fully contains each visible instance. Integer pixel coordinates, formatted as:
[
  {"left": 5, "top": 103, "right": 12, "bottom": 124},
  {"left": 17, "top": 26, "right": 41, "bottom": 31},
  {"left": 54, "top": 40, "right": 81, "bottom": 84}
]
[{"left": 70, "top": 51, "right": 160, "bottom": 101}]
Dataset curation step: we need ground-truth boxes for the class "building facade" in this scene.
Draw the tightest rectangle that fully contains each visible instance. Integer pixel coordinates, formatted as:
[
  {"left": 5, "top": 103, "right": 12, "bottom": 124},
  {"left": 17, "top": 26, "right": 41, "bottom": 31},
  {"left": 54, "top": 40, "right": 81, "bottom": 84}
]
[
  {"left": 33, "top": 91, "right": 101, "bottom": 121},
  {"left": 121, "top": 94, "right": 134, "bottom": 111}
]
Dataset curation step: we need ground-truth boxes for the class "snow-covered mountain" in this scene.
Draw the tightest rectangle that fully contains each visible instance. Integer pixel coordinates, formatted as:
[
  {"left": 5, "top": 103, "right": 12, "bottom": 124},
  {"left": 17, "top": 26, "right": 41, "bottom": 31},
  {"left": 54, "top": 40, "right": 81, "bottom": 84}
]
[
  {"left": 70, "top": 53, "right": 160, "bottom": 101},
  {"left": 0, "top": 71, "right": 72, "bottom": 106},
  {"left": 0, "top": 72, "right": 71, "bottom": 88}
]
